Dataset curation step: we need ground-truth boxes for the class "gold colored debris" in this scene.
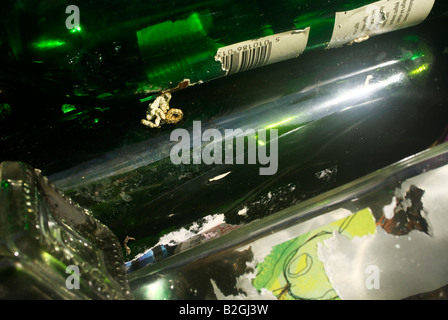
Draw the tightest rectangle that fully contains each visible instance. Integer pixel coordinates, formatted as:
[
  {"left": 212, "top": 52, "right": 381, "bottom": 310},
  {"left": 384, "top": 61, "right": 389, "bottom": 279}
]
[
  {"left": 141, "top": 91, "right": 183, "bottom": 128},
  {"left": 165, "top": 108, "right": 183, "bottom": 124},
  {"left": 124, "top": 236, "right": 135, "bottom": 255}
]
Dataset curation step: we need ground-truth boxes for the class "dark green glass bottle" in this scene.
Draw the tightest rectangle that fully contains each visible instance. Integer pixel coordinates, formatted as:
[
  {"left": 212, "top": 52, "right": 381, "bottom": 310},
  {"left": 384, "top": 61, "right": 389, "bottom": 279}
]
[
  {"left": 47, "top": 20, "right": 448, "bottom": 261},
  {"left": 1, "top": 0, "right": 446, "bottom": 98}
]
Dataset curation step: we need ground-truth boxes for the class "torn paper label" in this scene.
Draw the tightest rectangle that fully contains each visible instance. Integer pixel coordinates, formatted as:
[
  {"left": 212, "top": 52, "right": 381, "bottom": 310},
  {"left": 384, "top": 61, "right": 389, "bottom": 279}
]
[
  {"left": 251, "top": 208, "right": 376, "bottom": 300},
  {"left": 215, "top": 28, "right": 310, "bottom": 75},
  {"left": 319, "top": 163, "right": 448, "bottom": 300},
  {"left": 319, "top": 225, "right": 448, "bottom": 300},
  {"left": 328, "top": 0, "right": 435, "bottom": 48}
]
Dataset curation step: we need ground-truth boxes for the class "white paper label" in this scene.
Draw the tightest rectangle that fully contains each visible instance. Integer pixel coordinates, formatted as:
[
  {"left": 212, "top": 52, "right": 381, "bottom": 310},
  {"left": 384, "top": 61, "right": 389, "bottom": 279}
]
[
  {"left": 328, "top": 0, "right": 435, "bottom": 48},
  {"left": 320, "top": 163, "right": 448, "bottom": 300},
  {"left": 215, "top": 27, "right": 310, "bottom": 75}
]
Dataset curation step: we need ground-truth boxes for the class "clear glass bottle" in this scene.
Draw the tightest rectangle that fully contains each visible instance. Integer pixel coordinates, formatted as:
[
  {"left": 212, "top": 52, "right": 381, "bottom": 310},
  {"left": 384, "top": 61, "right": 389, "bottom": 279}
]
[
  {"left": 127, "top": 137, "right": 448, "bottom": 300},
  {"left": 0, "top": 161, "right": 133, "bottom": 299}
]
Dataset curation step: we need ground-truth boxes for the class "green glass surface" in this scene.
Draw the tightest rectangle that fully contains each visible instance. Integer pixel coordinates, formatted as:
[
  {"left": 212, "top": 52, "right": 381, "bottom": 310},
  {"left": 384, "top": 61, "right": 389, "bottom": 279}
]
[
  {"left": 1, "top": 0, "right": 446, "bottom": 98},
  {"left": 46, "top": 22, "right": 448, "bottom": 260}
]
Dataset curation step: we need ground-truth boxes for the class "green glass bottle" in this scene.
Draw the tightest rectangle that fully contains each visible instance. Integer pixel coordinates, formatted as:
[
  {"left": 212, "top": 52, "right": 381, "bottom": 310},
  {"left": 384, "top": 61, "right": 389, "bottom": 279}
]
[
  {"left": 47, "top": 21, "right": 448, "bottom": 261},
  {"left": 1, "top": 0, "right": 446, "bottom": 98}
]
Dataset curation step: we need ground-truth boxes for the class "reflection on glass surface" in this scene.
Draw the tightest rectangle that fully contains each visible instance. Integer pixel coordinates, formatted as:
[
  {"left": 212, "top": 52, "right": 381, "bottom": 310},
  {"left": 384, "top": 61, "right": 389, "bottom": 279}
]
[
  {"left": 48, "top": 22, "right": 448, "bottom": 265},
  {"left": 128, "top": 142, "right": 448, "bottom": 300}
]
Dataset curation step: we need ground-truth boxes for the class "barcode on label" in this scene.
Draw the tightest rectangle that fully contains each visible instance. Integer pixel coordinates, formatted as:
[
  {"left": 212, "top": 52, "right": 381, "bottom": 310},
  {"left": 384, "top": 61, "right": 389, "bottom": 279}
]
[
  {"left": 219, "top": 41, "right": 273, "bottom": 75},
  {"left": 215, "top": 29, "right": 310, "bottom": 76}
]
